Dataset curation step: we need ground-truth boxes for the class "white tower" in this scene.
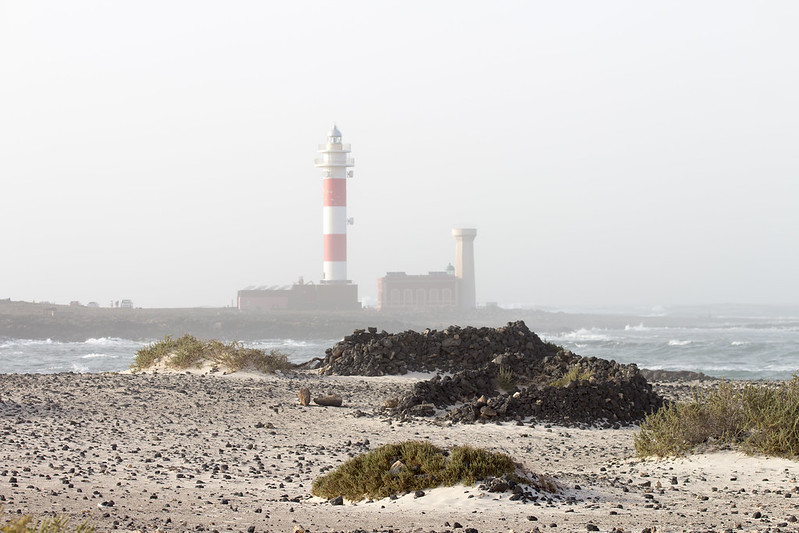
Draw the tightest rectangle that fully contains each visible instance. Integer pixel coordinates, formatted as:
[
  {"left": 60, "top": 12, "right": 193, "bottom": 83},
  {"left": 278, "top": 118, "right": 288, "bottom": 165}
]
[
  {"left": 452, "top": 228, "right": 477, "bottom": 309},
  {"left": 314, "top": 125, "right": 354, "bottom": 284}
]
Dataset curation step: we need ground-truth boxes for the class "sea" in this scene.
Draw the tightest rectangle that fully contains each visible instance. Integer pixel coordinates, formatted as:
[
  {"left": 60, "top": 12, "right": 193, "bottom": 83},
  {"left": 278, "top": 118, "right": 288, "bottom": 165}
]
[{"left": 1, "top": 309, "right": 798, "bottom": 380}]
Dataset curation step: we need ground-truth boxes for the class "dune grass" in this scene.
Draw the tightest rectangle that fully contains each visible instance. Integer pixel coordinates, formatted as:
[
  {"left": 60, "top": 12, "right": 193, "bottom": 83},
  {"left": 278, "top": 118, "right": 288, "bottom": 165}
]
[
  {"left": 635, "top": 376, "right": 799, "bottom": 458},
  {"left": 549, "top": 364, "right": 594, "bottom": 387},
  {"left": 131, "top": 334, "right": 294, "bottom": 374},
  {"left": 311, "top": 440, "right": 557, "bottom": 501},
  {"left": 496, "top": 366, "right": 516, "bottom": 390},
  {"left": 0, "top": 510, "right": 93, "bottom": 533}
]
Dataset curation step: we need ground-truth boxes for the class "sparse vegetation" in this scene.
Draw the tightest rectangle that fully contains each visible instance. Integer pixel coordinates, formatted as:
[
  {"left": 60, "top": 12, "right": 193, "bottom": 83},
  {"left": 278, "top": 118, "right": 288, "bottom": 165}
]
[
  {"left": 635, "top": 376, "right": 799, "bottom": 458},
  {"left": 496, "top": 366, "right": 516, "bottom": 390},
  {"left": 549, "top": 364, "right": 593, "bottom": 387},
  {"left": 131, "top": 334, "right": 294, "bottom": 374},
  {"left": 0, "top": 509, "right": 94, "bottom": 533},
  {"left": 311, "top": 440, "right": 557, "bottom": 501}
]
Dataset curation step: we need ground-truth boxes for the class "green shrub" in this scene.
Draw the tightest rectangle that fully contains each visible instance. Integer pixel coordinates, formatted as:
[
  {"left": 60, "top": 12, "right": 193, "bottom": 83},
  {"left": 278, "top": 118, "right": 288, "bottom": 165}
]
[
  {"left": 635, "top": 376, "right": 799, "bottom": 458},
  {"left": 440, "top": 444, "right": 518, "bottom": 486},
  {"left": 496, "top": 366, "right": 515, "bottom": 390},
  {"left": 132, "top": 334, "right": 205, "bottom": 370},
  {"left": 311, "top": 440, "right": 555, "bottom": 501},
  {"left": 131, "top": 335, "right": 294, "bottom": 374},
  {"left": 0, "top": 509, "right": 94, "bottom": 533},
  {"left": 213, "top": 343, "right": 293, "bottom": 373},
  {"left": 549, "top": 364, "right": 593, "bottom": 387},
  {"left": 741, "top": 378, "right": 799, "bottom": 457}
]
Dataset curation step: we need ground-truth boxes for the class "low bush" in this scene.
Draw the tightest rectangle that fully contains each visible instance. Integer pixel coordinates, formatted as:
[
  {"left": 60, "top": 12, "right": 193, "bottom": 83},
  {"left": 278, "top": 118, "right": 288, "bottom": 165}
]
[
  {"left": 635, "top": 376, "right": 799, "bottom": 458},
  {"left": 496, "top": 366, "right": 515, "bottom": 390},
  {"left": 131, "top": 335, "right": 294, "bottom": 374},
  {"left": 549, "top": 364, "right": 593, "bottom": 387},
  {"left": 311, "top": 440, "right": 556, "bottom": 501},
  {"left": 213, "top": 343, "right": 292, "bottom": 373}
]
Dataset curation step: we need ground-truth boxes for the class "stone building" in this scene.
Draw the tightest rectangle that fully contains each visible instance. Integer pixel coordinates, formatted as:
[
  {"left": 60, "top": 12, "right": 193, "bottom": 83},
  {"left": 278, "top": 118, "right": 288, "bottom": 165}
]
[
  {"left": 237, "top": 281, "right": 359, "bottom": 311},
  {"left": 377, "top": 228, "right": 477, "bottom": 311}
]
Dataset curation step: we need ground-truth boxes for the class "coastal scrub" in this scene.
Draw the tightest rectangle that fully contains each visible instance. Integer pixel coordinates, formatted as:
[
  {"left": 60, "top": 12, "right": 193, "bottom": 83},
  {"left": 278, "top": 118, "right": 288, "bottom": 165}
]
[
  {"left": 635, "top": 376, "right": 799, "bottom": 458},
  {"left": 0, "top": 509, "right": 94, "bottom": 533},
  {"left": 131, "top": 334, "right": 294, "bottom": 374},
  {"left": 496, "top": 365, "right": 516, "bottom": 390},
  {"left": 549, "top": 364, "right": 593, "bottom": 387},
  {"left": 311, "top": 440, "right": 557, "bottom": 501}
]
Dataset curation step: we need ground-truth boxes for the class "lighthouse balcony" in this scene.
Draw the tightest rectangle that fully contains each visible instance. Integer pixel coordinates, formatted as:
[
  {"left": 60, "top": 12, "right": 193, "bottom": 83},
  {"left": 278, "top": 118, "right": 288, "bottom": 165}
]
[
  {"left": 317, "top": 143, "right": 351, "bottom": 152},
  {"left": 314, "top": 157, "right": 355, "bottom": 167}
]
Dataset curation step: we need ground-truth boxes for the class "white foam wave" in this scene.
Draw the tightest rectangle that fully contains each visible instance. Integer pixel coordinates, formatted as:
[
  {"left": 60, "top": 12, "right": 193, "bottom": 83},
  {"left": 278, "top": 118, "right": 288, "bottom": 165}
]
[
  {"left": 70, "top": 362, "right": 90, "bottom": 373},
  {"left": 1, "top": 338, "right": 55, "bottom": 348},
  {"left": 730, "top": 341, "right": 748, "bottom": 346},
  {"left": 560, "top": 328, "right": 610, "bottom": 342},
  {"left": 84, "top": 337, "right": 131, "bottom": 346},
  {"left": 625, "top": 323, "right": 648, "bottom": 331},
  {"left": 667, "top": 340, "right": 692, "bottom": 346},
  {"left": 80, "top": 353, "right": 117, "bottom": 360}
]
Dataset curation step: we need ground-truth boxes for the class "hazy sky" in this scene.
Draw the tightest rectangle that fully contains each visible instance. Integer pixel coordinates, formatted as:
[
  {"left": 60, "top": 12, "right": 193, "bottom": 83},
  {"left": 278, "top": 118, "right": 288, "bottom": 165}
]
[{"left": 1, "top": 1, "right": 797, "bottom": 309}]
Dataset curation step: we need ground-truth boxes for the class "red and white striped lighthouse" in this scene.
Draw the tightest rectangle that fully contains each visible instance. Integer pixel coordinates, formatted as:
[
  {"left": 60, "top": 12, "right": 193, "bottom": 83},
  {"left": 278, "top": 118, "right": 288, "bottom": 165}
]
[{"left": 314, "top": 125, "right": 354, "bottom": 283}]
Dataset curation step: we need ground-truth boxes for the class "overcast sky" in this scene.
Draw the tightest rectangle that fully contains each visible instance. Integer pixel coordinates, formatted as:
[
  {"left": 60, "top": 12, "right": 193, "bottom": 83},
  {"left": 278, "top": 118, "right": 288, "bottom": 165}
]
[{"left": 1, "top": 1, "right": 797, "bottom": 310}]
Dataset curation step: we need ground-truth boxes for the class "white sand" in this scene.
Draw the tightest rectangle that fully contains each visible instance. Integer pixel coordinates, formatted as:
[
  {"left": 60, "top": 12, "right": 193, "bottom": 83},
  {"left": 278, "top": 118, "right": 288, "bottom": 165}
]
[{"left": 1, "top": 369, "right": 797, "bottom": 532}]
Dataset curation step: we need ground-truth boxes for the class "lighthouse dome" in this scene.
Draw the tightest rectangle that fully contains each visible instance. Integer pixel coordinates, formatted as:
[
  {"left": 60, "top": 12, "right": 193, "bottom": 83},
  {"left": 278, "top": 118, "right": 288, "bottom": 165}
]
[{"left": 328, "top": 124, "right": 342, "bottom": 139}]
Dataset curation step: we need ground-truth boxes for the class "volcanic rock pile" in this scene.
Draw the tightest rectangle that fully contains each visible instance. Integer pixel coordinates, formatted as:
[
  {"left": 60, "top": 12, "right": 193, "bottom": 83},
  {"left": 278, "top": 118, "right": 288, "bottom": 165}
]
[
  {"left": 320, "top": 321, "right": 664, "bottom": 428},
  {"left": 319, "top": 320, "right": 551, "bottom": 376}
]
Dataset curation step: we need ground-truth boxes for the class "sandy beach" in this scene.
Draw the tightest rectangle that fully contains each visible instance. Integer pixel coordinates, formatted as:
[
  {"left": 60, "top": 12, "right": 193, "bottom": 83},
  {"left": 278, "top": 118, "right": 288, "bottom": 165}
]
[{"left": 1, "top": 369, "right": 798, "bottom": 533}]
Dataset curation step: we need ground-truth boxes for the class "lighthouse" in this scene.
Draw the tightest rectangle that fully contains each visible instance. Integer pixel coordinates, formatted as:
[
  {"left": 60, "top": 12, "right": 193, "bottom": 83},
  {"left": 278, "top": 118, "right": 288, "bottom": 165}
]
[{"left": 315, "top": 125, "right": 354, "bottom": 284}]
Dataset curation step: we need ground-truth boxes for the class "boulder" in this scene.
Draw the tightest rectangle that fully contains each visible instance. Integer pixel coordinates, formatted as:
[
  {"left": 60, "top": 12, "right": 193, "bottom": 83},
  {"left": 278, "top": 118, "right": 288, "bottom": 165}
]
[
  {"left": 389, "top": 460, "right": 405, "bottom": 476},
  {"left": 298, "top": 388, "right": 311, "bottom": 406},
  {"left": 313, "top": 394, "right": 343, "bottom": 407}
]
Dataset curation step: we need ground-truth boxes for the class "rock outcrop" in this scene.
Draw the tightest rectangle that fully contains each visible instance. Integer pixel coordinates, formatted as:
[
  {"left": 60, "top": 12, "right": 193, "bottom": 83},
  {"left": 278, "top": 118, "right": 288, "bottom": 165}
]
[{"left": 321, "top": 321, "right": 664, "bottom": 428}]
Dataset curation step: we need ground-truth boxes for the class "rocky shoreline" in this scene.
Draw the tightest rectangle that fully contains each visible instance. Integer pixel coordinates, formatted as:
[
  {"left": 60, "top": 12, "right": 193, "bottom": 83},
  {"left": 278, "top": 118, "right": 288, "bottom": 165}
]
[
  {"left": 0, "top": 299, "right": 751, "bottom": 343},
  {"left": 2, "top": 369, "right": 798, "bottom": 532}
]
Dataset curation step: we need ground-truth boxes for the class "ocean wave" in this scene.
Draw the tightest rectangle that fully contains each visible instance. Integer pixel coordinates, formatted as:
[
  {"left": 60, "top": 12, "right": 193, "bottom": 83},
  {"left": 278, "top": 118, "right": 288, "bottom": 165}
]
[
  {"left": 558, "top": 328, "right": 611, "bottom": 342},
  {"left": 84, "top": 337, "right": 129, "bottom": 346},
  {"left": 0, "top": 338, "right": 55, "bottom": 348},
  {"left": 249, "top": 338, "right": 335, "bottom": 348},
  {"left": 80, "top": 353, "right": 118, "bottom": 360},
  {"left": 70, "top": 362, "right": 90, "bottom": 373},
  {"left": 667, "top": 340, "right": 692, "bottom": 346}
]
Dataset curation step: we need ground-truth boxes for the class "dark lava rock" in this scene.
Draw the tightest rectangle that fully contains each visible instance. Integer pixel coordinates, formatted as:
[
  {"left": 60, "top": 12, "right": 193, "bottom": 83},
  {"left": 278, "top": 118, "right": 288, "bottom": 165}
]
[{"left": 322, "top": 321, "right": 664, "bottom": 428}]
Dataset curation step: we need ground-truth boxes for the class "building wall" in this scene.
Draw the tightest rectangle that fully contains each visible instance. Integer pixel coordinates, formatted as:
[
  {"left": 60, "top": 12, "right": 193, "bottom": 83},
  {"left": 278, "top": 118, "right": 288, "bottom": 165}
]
[
  {"left": 237, "top": 291, "right": 290, "bottom": 311},
  {"left": 237, "top": 284, "right": 360, "bottom": 311},
  {"left": 378, "top": 273, "right": 460, "bottom": 311}
]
